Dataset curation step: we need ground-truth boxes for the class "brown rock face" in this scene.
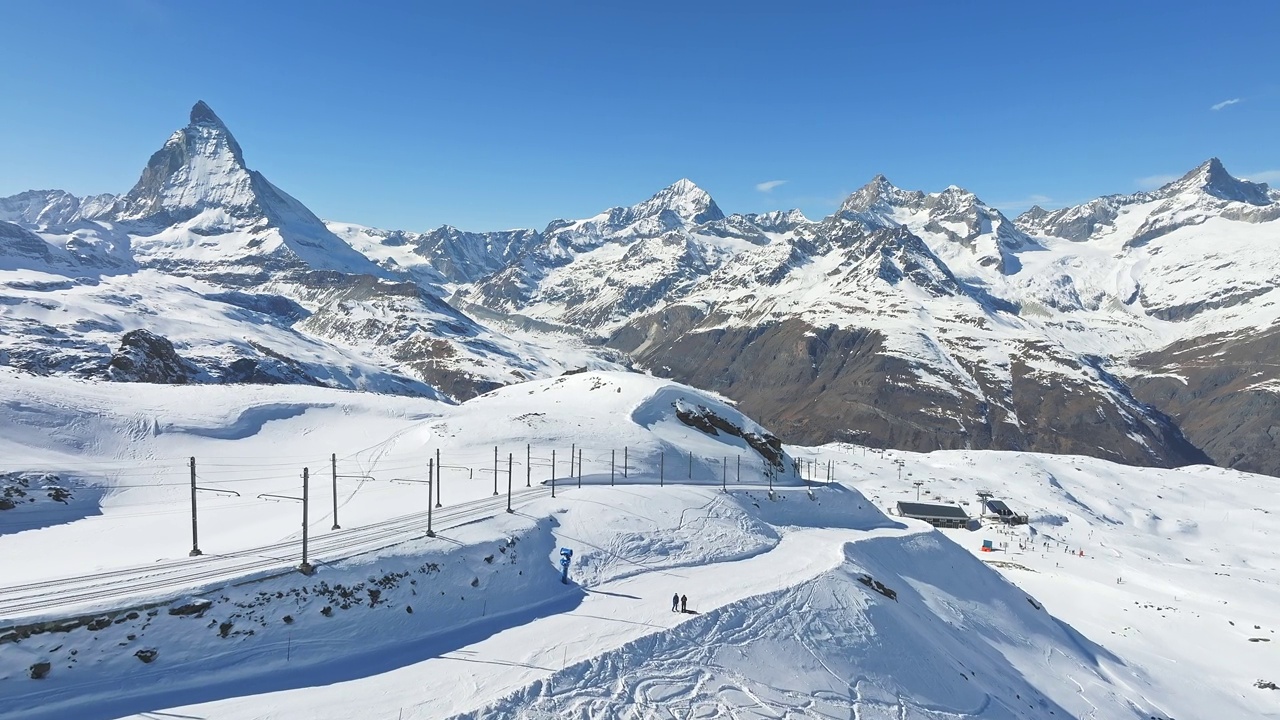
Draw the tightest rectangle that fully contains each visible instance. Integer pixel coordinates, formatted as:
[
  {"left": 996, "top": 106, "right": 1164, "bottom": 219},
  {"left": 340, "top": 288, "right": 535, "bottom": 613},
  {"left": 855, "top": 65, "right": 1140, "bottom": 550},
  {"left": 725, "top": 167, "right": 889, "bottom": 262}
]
[
  {"left": 1127, "top": 326, "right": 1280, "bottom": 476},
  {"left": 611, "top": 315, "right": 1207, "bottom": 469}
]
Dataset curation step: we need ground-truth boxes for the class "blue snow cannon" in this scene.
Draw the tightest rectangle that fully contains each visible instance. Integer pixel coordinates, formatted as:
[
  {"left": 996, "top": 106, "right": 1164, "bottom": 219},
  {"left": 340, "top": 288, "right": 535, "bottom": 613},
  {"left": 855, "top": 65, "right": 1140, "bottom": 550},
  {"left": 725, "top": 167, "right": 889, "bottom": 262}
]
[{"left": 559, "top": 548, "right": 573, "bottom": 584}]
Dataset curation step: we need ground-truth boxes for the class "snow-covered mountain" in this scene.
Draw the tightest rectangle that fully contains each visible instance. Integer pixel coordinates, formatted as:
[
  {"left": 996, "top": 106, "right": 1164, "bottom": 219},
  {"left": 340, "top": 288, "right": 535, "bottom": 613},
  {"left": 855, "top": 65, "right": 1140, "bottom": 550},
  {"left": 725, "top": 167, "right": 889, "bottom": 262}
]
[
  {"left": 3, "top": 102, "right": 1278, "bottom": 475},
  {"left": 0, "top": 103, "right": 619, "bottom": 399},
  {"left": 354, "top": 161, "right": 1269, "bottom": 475}
]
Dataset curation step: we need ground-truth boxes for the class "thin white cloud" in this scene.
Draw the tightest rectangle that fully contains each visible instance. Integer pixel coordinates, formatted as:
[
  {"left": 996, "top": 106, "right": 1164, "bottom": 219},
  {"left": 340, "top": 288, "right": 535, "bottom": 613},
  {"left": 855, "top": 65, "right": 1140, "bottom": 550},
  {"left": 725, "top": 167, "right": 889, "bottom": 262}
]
[
  {"left": 1136, "top": 174, "right": 1181, "bottom": 190},
  {"left": 755, "top": 180, "right": 787, "bottom": 193},
  {"left": 1243, "top": 169, "right": 1280, "bottom": 184},
  {"left": 1210, "top": 98, "right": 1242, "bottom": 111}
]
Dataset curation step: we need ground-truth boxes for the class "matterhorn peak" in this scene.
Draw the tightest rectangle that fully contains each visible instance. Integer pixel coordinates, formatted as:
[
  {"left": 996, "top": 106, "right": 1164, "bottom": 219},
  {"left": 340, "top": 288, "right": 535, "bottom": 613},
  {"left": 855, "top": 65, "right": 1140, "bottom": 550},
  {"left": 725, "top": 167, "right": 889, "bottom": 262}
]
[
  {"left": 111, "top": 102, "right": 256, "bottom": 223},
  {"left": 189, "top": 100, "right": 227, "bottom": 128}
]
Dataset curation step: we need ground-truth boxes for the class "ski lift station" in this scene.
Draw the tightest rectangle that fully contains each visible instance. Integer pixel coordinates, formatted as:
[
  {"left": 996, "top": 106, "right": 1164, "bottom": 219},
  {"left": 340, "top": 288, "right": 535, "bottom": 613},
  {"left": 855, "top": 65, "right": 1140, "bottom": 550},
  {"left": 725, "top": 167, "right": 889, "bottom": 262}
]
[
  {"left": 985, "top": 499, "right": 1029, "bottom": 525},
  {"left": 894, "top": 501, "right": 970, "bottom": 529}
]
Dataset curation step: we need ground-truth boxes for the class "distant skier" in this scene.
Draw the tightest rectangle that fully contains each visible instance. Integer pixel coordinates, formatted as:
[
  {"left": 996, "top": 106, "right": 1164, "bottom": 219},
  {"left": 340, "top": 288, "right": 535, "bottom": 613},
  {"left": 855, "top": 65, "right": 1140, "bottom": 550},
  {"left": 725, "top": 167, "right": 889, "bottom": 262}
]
[
  {"left": 680, "top": 594, "right": 688, "bottom": 613},
  {"left": 672, "top": 593, "right": 679, "bottom": 612}
]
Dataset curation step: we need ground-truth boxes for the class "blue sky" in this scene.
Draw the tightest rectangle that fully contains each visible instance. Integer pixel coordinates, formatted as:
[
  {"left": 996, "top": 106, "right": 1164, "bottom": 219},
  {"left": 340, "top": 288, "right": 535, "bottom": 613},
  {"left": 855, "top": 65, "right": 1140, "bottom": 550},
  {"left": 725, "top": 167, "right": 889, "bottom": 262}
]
[{"left": 1, "top": 1, "right": 1277, "bottom": 231}]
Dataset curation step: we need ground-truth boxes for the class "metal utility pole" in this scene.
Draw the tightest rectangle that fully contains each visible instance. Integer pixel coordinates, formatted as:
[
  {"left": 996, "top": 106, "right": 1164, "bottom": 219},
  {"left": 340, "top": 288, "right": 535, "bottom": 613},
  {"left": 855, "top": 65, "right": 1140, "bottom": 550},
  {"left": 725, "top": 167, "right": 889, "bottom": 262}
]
[
  {"left": 660, "top": 452, "right": 664, "bottom": 487},
  {"left": 331, "top": 453, "right": 340, "bottom": 530},
  {"left": 737, "top": 455, "right": 741, "bottom": 484},
  {"left": 189, "top": 457, "right": 200, "bottom": 556},
  {"left": 570, "top": 443, "right": 575, "bottom": 484},
  {"left": 187, "top": 457, "right": 239, "bottom": 557},
  {"left": 507, "top": 453, "right": 514, "bottom": 513},
  {"left": 257, "top": 470, "right": 313, "bottom": 574},
  {"left": 551, "top": 449, "right": 557, "bottom": 498},
  {"left": 577, "top": 448, "right": 583, "bottom": 489},
  {"left": 427, "top": 459, "right": 435, "bottom": 537},
  {"left": 768, "top": 462, "right": 774, "bottom": 496},
  {"left": 624, "top": 446, "right": 628, "bottom": 478},
  {"left": 688, "top": 450, "right": 693, "bottom": 479},
  {"left": 722, "top": 456, "right": 727, "bottom": 492},
  {"left": 301, "top": 469, "right": 311, "bottom": 574},
  {"left": 436, "top": 448, "right": 442, "bottom": 507},
  {"left": 526, "top": 444, "right": 531, "bottom": 487},
  {"left": 611, "top": 449, "right": 615, "bottom": 486}
]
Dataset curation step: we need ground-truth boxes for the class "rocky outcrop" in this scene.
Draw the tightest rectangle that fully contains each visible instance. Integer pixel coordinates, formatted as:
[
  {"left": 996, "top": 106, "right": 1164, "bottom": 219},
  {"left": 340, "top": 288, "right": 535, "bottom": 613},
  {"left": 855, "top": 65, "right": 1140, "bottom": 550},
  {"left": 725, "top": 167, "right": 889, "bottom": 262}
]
[{"left": 105, "top": 330, "right": 198, "bottom": 384}]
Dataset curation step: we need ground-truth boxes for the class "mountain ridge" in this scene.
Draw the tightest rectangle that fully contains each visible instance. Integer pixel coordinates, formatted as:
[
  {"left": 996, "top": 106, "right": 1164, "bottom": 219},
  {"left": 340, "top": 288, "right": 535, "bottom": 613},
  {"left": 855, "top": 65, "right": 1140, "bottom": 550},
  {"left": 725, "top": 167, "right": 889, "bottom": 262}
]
[{"left": 2, "top": 103, "right": 1277, "bottom": 475}]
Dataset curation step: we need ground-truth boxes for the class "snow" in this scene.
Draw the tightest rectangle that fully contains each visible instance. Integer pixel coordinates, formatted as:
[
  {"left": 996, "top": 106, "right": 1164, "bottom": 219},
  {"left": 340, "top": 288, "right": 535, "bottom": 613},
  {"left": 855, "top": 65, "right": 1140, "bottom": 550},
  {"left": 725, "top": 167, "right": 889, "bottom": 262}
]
[
  {"left": 2, "top": 105, "right": 1279, "bottom": 718},
  {"left": 1, "top": 370, "right": 1277, "bottom": 719}
]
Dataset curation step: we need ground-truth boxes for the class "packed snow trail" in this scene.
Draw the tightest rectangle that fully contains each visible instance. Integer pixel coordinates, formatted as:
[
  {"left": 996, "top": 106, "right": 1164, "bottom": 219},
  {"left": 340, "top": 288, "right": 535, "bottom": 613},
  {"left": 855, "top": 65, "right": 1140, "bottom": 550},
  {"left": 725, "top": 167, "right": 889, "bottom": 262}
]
[{"left": 124, "top": 522, "right": 917, "bottom": 719}]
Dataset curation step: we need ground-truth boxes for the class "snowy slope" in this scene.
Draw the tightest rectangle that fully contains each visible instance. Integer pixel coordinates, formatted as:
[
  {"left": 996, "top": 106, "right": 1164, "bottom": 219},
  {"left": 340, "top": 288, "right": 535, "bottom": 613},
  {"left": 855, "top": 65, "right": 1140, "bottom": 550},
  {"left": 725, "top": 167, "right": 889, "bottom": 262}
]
[{"left": 1, "top": 370, "right": 1272, "bottom": 719}]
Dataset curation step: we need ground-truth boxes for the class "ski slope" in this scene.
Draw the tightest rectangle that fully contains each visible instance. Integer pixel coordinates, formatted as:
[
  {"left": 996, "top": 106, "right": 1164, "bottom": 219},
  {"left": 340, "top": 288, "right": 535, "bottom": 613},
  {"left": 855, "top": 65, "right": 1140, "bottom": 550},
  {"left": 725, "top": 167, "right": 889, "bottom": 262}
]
[{"left": 0, "top": 370, "right": 1276, "bottom": 719}]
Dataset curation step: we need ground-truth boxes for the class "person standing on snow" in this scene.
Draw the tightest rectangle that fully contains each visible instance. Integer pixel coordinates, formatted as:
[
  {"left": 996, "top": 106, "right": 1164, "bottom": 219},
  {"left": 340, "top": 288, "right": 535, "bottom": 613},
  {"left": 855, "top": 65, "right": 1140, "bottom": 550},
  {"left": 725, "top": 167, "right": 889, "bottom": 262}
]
[
  {"left": 672, "top": 593, "right": 679, "bottom": 612},
  {"left": 680, "top": 594, "right": 688, "bottom": 613}
]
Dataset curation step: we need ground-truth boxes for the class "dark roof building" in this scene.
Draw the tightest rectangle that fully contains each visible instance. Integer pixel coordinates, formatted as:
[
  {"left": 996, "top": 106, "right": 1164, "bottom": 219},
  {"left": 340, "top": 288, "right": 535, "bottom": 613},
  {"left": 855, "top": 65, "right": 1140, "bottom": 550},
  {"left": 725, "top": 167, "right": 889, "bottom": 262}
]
[
  {"left": 895, "top": 501, "right": 970, "bottom": 528},
  {"left": 985, "top": 499, "right": 1028, "bottom": 525}
]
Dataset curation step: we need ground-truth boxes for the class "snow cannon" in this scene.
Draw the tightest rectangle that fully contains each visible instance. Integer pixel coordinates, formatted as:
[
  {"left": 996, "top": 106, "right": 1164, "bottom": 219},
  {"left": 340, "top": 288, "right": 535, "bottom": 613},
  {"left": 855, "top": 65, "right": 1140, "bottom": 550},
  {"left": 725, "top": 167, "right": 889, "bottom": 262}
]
[{"left": 559, "top": 548, "right": 573, "bottom": 584}]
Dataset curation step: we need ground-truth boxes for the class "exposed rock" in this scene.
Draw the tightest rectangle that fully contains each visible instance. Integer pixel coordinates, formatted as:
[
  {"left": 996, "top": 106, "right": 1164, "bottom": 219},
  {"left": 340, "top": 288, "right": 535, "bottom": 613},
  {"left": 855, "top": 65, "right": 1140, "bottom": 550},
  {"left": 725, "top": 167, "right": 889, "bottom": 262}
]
[
  {"left": 856, "top": 573, "right": 897, "bottom": 601},
  {"left": 167, "top": 598, "right": 212, "bottom": 617},
  {"left": 106, "top": 329, "right": 198, "bottom": 384},
  {"left": 1128, "top": 326, "right": 1280, "bottom": 476},
  {"left": 613, "top": 317, "right": 1206, "bottom": 468},
  {"left": 29, "top": 661, "right": 51, "bottom": 679},
  {"left": 134, "top": 648, "right": 158, "bottom": 663},
  {"left": 673, "top": 402, "right": 784, "bottom": 467}
]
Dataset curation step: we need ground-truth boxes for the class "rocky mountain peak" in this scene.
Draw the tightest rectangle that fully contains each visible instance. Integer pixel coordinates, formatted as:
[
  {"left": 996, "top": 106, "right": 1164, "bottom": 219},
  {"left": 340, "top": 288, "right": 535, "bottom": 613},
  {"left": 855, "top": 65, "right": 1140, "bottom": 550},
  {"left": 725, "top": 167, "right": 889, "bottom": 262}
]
[
  {"left": 839, "top": 174, "right": 926, "bottom": 215},
  {"left": 112, "top": 101, "right": 255, "bottom": 223},
  {"left": 627, "top": 178, "right": 725, "bottom": 226},
  {"left": 1160, "top": 157, "right": 1272, "bottom": 206},
  {"left": 189, "top": 100, "right": 226, "bottom": 127}
]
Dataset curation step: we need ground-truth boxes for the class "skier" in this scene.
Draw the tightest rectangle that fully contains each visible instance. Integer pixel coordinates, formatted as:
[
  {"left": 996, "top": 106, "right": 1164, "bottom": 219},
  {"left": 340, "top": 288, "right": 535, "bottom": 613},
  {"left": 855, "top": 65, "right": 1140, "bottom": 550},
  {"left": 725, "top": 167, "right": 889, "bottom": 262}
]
[
  {"left": 672, "top": 593, "right": 679, "bottom": 612},
  {"left": 680, "top": 594, "right": 688, "bottom": 613}
]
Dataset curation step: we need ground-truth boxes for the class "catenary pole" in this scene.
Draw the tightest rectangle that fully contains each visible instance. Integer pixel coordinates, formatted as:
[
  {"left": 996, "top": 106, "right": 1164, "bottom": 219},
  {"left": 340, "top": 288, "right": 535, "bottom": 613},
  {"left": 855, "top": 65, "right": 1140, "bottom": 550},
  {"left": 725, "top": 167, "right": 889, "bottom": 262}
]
[
  {"left": 493, "top": 446, "right": 499, "bottom": 496},
  {"left": 436, "top": 448, "right": 443, "bottom": 507},
  {"left": 551, "top": 449, "right": 557, "bottom": 498},
  {"left": 427, "top": 459, "right": 435, "bottom": 537},
  {"left": 578, "top": 448, "right": 582, "bottom": 489},
  {"left": 300, "top": 468, "right": 312, "bottom": 574},
  {"left": 507, "top": 452, "right": 514, "bottom": 513},
  {"left": 526, "top": 444, "right": 531, "bottom": 487},
  {"left": 611, "top": 449, "right": 615, "bottom": 486},
  {"left": 189, "top": 457, "right": 201, "bottom": 557},
  {"left": 331, "top": 453, "right": 341, "bottom": 530}
]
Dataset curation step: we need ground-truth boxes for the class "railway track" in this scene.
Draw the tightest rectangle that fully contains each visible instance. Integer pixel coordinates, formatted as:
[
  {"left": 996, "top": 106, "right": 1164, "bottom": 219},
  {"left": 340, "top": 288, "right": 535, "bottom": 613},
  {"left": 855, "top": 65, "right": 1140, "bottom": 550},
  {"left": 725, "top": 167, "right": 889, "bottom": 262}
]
[{"left": 0, "top": 485, "right": 554, "bottom": 621}]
